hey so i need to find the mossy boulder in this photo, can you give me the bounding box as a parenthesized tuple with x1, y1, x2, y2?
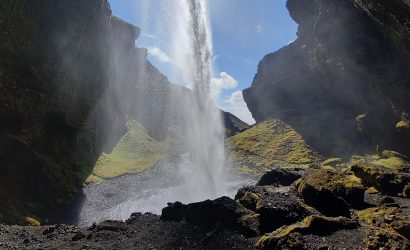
(355, 206, 410, 241)
(256, 215, 359, 249)
(227, 119, 323, 176)
(237, 190, 260, 211)
(297, 169, 366, 217)
(351, 162, 410, 196)
(365, 227, 410, 250)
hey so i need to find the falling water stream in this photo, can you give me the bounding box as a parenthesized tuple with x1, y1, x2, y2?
(74, 0, 250, 226)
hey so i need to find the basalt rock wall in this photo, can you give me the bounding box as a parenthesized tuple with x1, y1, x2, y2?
(0, 0, 172, 224)
(243, 0, 410, 156)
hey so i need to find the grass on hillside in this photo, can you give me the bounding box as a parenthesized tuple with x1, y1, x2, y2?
(86, 120, 180, 183)
(227, 119, 323, 176)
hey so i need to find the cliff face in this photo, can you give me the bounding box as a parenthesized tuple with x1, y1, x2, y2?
(0, 0, 172, 224)
(244, 0, 410, 156)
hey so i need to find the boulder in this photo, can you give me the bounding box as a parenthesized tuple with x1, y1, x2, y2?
(256, 215, 359, 249)
(256, 168, 302, 186)
(96, 220, 127, 232)
(236, 186, 309, 233)
(365, 227, 410, 250)
(161, 196, 259, 237)
(255, 191, 309, 233)
(297, 169, 366, 216)
(355, 206, 410, 241)
(404, 185, 410, 198)
(235, 188, 260, 211)
(351, 162, 410, 196)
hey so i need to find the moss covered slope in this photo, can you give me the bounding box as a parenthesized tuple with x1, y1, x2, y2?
(227, 119, 323, 175)
(86, 120, 179, 183)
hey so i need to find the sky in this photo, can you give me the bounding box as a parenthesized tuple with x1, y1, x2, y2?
(109, 0, 297, 124)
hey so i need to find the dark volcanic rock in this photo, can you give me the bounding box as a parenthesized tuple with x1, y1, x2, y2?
(256, 215, 360, 249)
(235, 185, 310, 233)
(297, 169, 366, 216)
(223, 111, 249, 137)
(96, 220, 128, 232)
(351, 162, 410, 196)
(161, 196, 259, 237)
(256, 168, 302, 186)
(255, 191, 309, 233)
(243, 0, 410, 157)
(0, 0, 175, 224)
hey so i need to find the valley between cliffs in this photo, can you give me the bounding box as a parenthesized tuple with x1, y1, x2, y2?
(1, 0, 410, 249)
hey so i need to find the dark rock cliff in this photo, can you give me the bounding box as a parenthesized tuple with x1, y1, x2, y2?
(223, 111, 249, 137)
(243, 0, 410, 157)
(0, 0, 247, 225)
(0, 0, 173, 224)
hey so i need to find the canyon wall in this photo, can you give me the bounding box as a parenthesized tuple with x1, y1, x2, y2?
(244, 0, 410, 156)
(0, 0, 173, 224)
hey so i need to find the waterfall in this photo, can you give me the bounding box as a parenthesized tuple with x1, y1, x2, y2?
(74, 0, 232, 225)
(169, 0, 227, 200)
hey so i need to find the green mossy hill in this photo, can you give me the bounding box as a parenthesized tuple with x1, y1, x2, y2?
(227, 119, 323, 176)
(86, 120, 180, 183)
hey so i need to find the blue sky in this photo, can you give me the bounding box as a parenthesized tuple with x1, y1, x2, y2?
(109, 0, 297, 124)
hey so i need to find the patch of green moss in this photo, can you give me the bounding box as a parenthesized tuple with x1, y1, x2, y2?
(355, 207, 397, 225)
(227, 119, 323, 175)
(322, 158, 343, 167)
(87, 120, 179, 182)
(256, 215, 358, 249)
(25, 216, 41, 226)
(302, 169, 363, 191)
(371, 157, 407, 171)
(396, 120, 409, 129)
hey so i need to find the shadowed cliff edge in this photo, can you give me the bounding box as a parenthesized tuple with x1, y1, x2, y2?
(243, 0, 410, 157)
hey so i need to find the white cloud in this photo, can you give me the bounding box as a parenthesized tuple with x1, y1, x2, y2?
(256, 24, 262, 33)
(142, 33, 157, 39)
(222, 91, 256, 125)
(210, 72, 238, 101)
(227, 90, 244, 104)
(210, 72, 255, 124)
(147, 46, 171, 63)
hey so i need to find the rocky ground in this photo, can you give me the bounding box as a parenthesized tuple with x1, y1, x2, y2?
(1, 151, 409, 249)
